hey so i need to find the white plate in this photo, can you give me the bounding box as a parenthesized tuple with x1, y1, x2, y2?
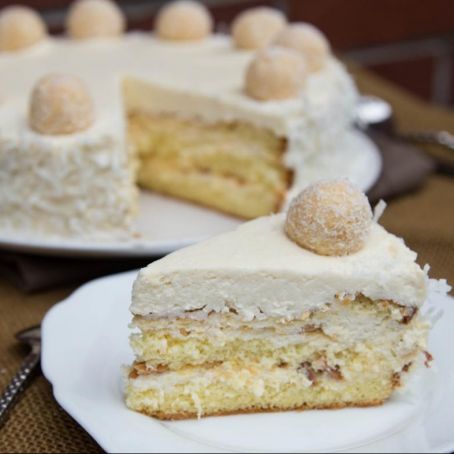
(0, 130, 381, 258)
(42, 271, 454, 453)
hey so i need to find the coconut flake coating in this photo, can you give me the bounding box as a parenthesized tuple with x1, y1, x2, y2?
(285, 179, 373, 256)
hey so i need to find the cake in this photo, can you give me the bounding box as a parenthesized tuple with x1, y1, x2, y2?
(0, 0, 358, 240)
(125, 180, 450, 420)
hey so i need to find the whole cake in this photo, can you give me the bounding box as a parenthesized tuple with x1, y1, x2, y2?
(0, 0, 357, 240)
(125, 179, 449, 420)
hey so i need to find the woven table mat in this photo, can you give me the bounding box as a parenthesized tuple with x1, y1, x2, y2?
(0, 69, 454, 453)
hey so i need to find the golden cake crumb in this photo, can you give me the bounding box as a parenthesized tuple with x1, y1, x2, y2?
(285, 179, 372, 256)
(274, 23, 330, 72)
(66, 0, 125, 40)
(0, 6, 47, 52)
(155, 1, 213, 42)
(245, 47, 307, 101)
(29, 73, 95, 135)
(232, 7, 286, 50)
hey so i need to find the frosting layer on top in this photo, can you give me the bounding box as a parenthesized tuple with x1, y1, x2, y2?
(0, 33, 355, 141)
(131, 214, 428, 320)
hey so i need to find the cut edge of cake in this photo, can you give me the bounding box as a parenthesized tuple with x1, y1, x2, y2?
(124, 181, 450, 420)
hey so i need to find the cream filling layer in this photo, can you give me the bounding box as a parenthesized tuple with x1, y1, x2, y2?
(131, 298, 423, 346)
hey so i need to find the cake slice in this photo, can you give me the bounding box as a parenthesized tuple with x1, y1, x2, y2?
(125, 180, 444, 420)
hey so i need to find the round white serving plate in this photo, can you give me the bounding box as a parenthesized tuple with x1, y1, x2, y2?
(0, 130, 382, 258)
(42, 270, 454, 453)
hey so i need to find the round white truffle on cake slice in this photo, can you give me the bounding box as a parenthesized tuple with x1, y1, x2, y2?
(285, 179, 372, 256)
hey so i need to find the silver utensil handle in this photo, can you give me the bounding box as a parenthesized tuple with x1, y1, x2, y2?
(402, 130, 454, 151)
(0, 351, 40, 427)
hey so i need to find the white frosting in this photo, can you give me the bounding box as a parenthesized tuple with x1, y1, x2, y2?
(131, 214, 428, 320)
(0, 33, 357, 239)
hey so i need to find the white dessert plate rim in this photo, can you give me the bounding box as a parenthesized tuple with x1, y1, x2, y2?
(0, 130, 382, 258)
(41, 270, 454, 453)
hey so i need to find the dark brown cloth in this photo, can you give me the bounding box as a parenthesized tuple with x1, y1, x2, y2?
(0, 253, 152, 293)
(367, 130, 436, 202)
(0, 129, 437, 292)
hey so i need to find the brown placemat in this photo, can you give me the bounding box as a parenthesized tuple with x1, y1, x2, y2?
(0, 284, 102, 453)
(0, 68, 454, 453)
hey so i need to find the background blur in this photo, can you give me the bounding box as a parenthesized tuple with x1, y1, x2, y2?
(1, 0, 454, 107)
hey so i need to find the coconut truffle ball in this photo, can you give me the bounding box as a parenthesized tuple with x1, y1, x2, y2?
(274, 23, 330, 72)
(29, 74, 95, 135)
(245, 47, 307, 101)
(0, 6, 47, 52)
(155, 1, 213, 41)
(232, 7, 286, 50)
(66, 0, 125, 40)
(285, 179, 373, 256)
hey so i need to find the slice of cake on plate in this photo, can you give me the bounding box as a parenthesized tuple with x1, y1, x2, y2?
(0, 0, 358, 240)
(125, 179, 450, 419)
